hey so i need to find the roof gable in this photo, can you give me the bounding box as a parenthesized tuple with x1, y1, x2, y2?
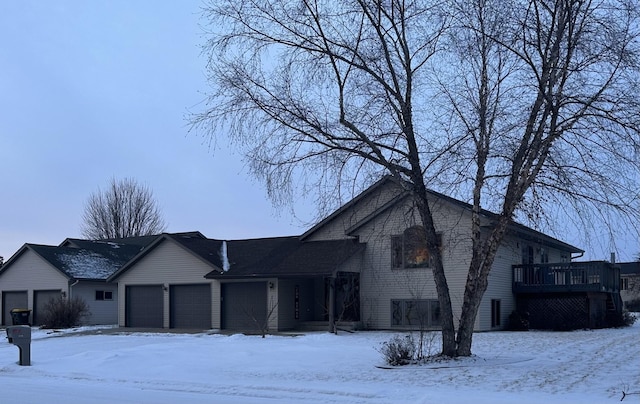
(0, 243, 133, 281)
(301, 175, 582, 253)
(0, 244, 68, 279)
(301, 176, 405, 240)
(2, 234, 160, 281)
(107, 232, 223, 281)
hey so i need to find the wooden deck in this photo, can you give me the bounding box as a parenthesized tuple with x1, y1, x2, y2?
(513, 261, 620, 294)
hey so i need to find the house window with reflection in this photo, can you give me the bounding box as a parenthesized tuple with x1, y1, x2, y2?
(540, 247, 549, 264)
(391, 226, 441, 269)
(522, 245, 534, 264)
(391, 299, 441, 327)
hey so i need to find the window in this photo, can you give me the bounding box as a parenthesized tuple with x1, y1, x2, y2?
(621, 277, 629, 291)
(392, 226, 440, 269)
(391, 299, 441, 328)
(522, 245, 534, 264)
(95, 290, 113, 301)
(491, 299, 501, 328)
(540, 248, 549, 264)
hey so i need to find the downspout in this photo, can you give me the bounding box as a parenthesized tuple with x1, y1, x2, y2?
(68, 279, 80, 299)
(571, 251, 584, 261)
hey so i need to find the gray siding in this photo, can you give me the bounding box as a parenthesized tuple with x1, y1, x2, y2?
(72, 282, 118, 325)
(482, 239, 520, 330)
(0, 249, 69, 325)
(115, 239, 219, 328)
(305, 181, 404, 241)
(621, 274, 640, 308)
(354, 197, 475, 329)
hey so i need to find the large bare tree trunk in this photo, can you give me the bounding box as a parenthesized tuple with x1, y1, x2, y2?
(413, 184, 457, 357)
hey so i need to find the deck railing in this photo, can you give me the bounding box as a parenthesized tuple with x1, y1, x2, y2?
(513, 261, 620, 294)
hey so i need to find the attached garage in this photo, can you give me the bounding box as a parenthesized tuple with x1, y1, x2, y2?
(2, 291, 28, 326)
(33, 289, 62, 326)
(125, 285, 163, 328)
(110, 235, 222, 329)
(221, 282, 267, 330)
(170, 284, 212, 329)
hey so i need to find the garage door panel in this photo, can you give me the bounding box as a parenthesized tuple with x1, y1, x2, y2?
(2, 291, 28, 326)
(222, 282, 267, 330)
(126, 285, 163, 328)
(170, 284, 211, 329)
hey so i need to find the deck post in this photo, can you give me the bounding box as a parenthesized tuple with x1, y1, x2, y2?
(328, 276, 335, 333)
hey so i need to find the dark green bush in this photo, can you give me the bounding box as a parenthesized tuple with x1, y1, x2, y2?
(40, 297, 90, 329)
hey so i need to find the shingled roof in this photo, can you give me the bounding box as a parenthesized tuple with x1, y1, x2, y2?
(0, 233, 159, 281)
(107, 233, 364, 281)
(205, 237, 365, 279)
(620, 261, 640, 275)
(11, 241, 145, 281)
(63, 235, 159, 250)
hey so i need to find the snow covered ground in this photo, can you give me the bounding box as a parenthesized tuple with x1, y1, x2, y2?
(1, 321, 638, 404)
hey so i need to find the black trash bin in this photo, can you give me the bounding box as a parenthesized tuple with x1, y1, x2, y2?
(10, 309, 31, 325)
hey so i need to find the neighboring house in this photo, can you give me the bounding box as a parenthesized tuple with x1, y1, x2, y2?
(620, 261, 640, 311)
(0, 177, 622, 332)
(0, 239, 149, 326)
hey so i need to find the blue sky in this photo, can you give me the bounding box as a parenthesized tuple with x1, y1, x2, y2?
(0, 1, 312, 260)
(0, 2, 637, 262)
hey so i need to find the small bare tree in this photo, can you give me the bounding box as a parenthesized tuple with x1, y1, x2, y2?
(241, 296, 278, 337)
(81, 178, 166, 239)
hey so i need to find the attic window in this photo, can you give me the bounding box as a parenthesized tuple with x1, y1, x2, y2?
(95, 290, 113, 301)
(391, 226, 440, 269)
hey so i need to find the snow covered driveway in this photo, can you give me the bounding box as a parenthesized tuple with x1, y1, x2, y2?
(0, 322, 638, 404)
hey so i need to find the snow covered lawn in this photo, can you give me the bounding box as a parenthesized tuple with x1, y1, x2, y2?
(1, 322, 638, 404)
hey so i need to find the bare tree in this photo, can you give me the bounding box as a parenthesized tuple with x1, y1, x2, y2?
(443, 0, 640, 355)
(81, 178, 166, 239)
(193, 0, 640, 356)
